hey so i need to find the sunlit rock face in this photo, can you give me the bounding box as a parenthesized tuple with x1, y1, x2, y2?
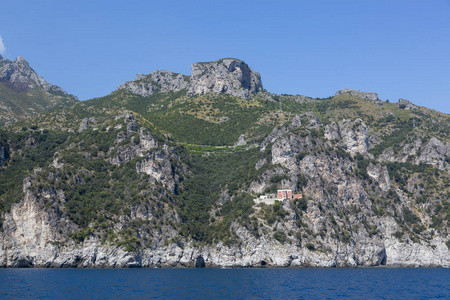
(187, 58, 263, 99)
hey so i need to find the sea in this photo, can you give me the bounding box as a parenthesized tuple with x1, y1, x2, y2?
(0, 268, 448, 299)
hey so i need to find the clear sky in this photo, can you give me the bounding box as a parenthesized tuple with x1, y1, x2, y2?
(1, 0, 449, 113)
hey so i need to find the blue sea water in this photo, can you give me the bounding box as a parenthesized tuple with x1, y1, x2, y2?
(0, 268, 448, 299)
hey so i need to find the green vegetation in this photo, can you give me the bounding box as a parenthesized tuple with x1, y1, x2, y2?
(178, 147, 264, 243)
(0, 130, 69, 215)
(274, 231, 287, 244)
(403, 207, 420, 224)
(0, 82, 77, 126)
(305, 243, 316, 251)
(263, 201, 288, 225)
(1, 74, 449, 252)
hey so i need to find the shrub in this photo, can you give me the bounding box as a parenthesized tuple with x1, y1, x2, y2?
(295, 198, 308, 211)
(393, 231, 404, 239)
(296, 151, 309, 161)
(273, 231, 287, 244)
(305, 243, 316, 251)
(403, 207, 420, 224)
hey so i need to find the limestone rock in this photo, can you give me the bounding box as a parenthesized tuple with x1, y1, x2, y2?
(235, 134, 247, 146)
(110, 127, 159, 165)
(0, 177, 449, 268)
(0, 56, 72, 96)
(415, 137, 450, 171)
(260, 114, 303, 151)
(78, 117, 96, 132)
(116, 58, 263, 99)
(115, 113, 135, 122)
(136, 149, 177, 192)
(117, 70, 189, 97)
(398, 98, 417, 110)
(339, 119, 370, 157)
(187, 58, 263, 99)
(326, 118, 371, 157)
(377, 136, 450, 173)
(324, 122, 340, 141)
(367, 163, 391, 191)
(335, 89, 379, 101)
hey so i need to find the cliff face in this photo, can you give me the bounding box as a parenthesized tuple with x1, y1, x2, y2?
(1, 188, 448, 268)
(0, 110, 448, 268)
(116, 58, 263, 99)
(187, 58, 263, 99)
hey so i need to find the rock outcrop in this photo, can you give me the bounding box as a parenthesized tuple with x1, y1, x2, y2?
(0, 55, 78, 126)
(117, 70, 189, 97)
(335, 89, 380, 101)
(187, 58, 263, 99)
(0, 56, 72, 96)
(78, 117, 96, 132)
(377, 136, 450, 173)
(325, 118, 371, 157)
(117, 58, 263, 99)
(398, 98, 418, 110)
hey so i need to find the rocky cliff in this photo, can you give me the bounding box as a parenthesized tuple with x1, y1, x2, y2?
(116, 58, 263, 99)
(1, 109, 449, 268)
(187, 58, 263, 99)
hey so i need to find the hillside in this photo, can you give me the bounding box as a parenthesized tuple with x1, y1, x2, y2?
(0, 55, 78, 126)
(0, 58, 449, 267)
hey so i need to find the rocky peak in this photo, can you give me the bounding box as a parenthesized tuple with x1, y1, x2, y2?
(187, 58, 263, 99)
(117, 70, 189, 97)
(117, 58, 263, 99)
(0, 56, 72, 96)
(335, 89, 380, 102)
(14, 56, 28, 64)
(398, 98, 417, 110)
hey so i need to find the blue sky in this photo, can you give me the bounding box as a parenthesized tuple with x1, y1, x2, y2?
(0, 0, 449, 113)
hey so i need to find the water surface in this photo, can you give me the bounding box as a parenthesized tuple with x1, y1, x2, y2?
(0, 268, 448, 299)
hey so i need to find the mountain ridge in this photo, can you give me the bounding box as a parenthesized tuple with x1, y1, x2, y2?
(0, 55, 78, 126)
(117, 58, 263, 99)
(0, 57, 449, 268)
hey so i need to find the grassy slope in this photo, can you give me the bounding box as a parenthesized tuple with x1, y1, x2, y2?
(0, 82, 78, 126)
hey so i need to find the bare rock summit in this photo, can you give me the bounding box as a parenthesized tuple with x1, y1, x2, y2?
(117, 70, 189, 97)
(335, 89, 380, 101)
(187, 58, 263, 99)
(0, 55, 73, 96)
(117, 58, 263, 99)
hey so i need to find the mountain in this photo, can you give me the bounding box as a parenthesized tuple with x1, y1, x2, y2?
(117, 58, 263, 99)
(0, 58, 449, 268)
(0, 55, 78, 126)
